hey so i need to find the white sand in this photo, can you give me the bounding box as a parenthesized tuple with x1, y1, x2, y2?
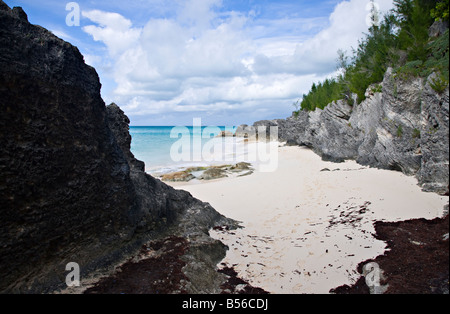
(171, 145, 448, 294)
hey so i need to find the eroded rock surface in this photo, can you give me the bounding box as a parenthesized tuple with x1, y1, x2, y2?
(255, 68, 449, 195)
(0, 1, 235, 293)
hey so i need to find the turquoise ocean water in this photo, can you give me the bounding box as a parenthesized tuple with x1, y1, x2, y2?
(130, 126, 236, 175)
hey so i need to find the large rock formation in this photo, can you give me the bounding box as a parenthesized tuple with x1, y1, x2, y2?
(0, 1, 233, 293)
(252, 68, 449, 195)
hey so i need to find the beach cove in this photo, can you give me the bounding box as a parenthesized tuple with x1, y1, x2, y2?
(169, 144, 448, 294)
(1, 0, 448, 296)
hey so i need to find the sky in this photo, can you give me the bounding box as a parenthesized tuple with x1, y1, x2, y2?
(5, 0, 395, 126)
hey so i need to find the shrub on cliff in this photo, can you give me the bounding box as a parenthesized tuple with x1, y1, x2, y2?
(300, 0, 449, 112)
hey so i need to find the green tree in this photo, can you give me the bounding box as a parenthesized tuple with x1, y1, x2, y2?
(395, 0, 438, 61)
(431, 0, 449, 21)
(299, 0, 447, 112)
(345, 12, 397, 102)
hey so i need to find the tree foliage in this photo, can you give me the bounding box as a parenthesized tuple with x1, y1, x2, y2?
(298, 0, 449, 112)
(300, 79, 343, 111)
(431, 0, 449, 21)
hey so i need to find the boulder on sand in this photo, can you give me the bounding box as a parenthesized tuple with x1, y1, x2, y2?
(230, 162, 252, 172)
(198, 168, 228, 180)
(216, 131, 235, 138)
(161, 171, 195, 182)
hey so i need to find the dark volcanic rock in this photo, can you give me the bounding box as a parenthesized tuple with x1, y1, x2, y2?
(0, 1, 234, 293)
(106, 103, 145, 173)
(1, 2, 134, 293)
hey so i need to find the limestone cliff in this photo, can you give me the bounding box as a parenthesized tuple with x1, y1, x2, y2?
(0, 1, 232, 293)
(254, 68, 449, 195)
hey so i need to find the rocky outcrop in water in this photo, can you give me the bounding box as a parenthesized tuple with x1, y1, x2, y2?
(251, 68, 449, 195)
(0, 1, 234, 293)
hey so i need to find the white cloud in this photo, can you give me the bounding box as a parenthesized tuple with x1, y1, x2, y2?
(252, 0, 395, 76)
(82, 10, 141, 57)
(177, 0, 223, 30)
(82, 0, 395, 125)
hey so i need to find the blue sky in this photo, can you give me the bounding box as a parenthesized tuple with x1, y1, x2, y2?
(5, 0, 394, 126)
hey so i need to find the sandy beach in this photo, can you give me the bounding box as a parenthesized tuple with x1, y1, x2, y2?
(170, 145, 449, 294)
